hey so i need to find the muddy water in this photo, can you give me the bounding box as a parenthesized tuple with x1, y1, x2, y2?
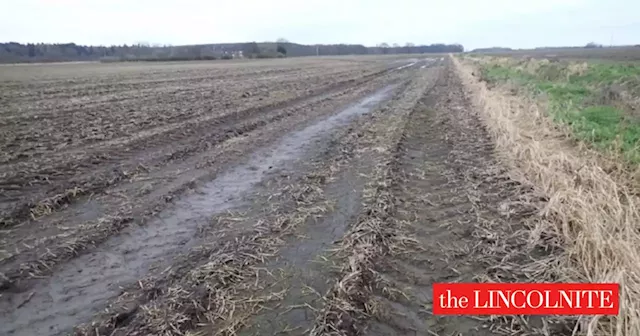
(0, 84, 399, 336)
(396, 62, 418, 70)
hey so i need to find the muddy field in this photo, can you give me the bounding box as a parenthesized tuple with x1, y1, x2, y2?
(0, 56, 549, 336)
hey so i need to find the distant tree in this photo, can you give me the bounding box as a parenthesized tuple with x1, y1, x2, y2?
(378, 42, 390, 54)
(403, 42, 415, 54)
(585, 42, 603, 48)
(276, 44, 287, 56)
(189, 45, 202, 58)
(243, 42, 261, 57)
(27, 43, 36, 57)
(276, 38, 289, 43)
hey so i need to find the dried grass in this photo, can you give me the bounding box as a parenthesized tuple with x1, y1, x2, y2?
(454, 56, 640, 336)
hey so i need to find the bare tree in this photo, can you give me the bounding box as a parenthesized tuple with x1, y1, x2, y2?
(404, 42, 415, 54)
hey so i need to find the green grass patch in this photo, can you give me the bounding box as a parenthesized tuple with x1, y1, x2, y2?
(478, 59, 640, 164)
(571, 62, 640, 86)
(481, 64, 534, 84)
(537, 82, 591, 102)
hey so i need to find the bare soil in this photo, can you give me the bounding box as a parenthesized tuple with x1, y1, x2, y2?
(0, 56, 551, 336)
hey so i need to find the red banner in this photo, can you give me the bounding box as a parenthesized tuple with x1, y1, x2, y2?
(433, 283, 619, 315)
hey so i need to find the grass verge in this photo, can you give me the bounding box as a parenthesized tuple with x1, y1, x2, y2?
(467, 56, 640, 166)
(454, 56, 640, 336)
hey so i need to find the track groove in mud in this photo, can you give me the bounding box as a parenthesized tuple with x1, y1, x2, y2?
(309, 61, 443, 336)
(308, 59, 545, 336)
(365, 66, 493, 336)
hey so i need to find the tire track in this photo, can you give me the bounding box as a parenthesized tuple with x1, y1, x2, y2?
(311, 58, 541, 336)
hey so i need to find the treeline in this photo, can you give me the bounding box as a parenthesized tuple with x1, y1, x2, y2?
(0, 41, 464, 63)
(370, 43, 464, 55)
(0, 42, 257, 63)
(284, 42, 464, 56)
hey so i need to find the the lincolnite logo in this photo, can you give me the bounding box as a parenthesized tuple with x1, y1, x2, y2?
(433, 283, 619, 315)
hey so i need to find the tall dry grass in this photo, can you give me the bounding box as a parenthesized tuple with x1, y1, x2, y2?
(453, 56, 640, 336)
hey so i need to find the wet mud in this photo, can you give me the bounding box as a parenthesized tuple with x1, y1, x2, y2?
(0, 56, 541, 336)
(0, 82, 400, 336)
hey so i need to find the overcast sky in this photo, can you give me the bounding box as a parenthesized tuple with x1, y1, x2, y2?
(1, 0, 638, 50)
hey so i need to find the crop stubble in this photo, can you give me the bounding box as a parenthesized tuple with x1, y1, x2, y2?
(0, 56, 415, 335)
(0, 58, 401, 282)
(0, 56, 552, 336)
(0, 60, 387, 225)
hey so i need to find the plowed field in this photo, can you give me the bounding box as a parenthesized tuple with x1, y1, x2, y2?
(0, 56, 546, 336)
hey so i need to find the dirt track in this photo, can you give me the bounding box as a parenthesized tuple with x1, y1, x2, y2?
(0, 56, 544, 336)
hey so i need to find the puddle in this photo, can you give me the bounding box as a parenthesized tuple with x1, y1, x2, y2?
(0, 84, 398, 336)
(396, 62, 417, 70)
(388, 59, 419, 71)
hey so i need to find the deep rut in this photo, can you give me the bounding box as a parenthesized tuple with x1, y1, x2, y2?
(367, 61, 539, 336)
(303, 59, 542, 336)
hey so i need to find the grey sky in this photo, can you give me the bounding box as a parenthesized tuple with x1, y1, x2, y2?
(1, 0, 638, 50)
